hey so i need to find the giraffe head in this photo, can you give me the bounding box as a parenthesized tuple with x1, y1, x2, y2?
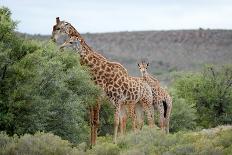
(51, 17, 82, 43)
(60, 36, 87, 56)
(138, 60, 149, 77)
(51, 17, 67, 41)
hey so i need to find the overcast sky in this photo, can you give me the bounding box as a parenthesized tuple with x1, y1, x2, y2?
(1, 0, 232, 34)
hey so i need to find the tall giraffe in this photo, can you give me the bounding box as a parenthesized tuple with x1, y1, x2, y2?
(138, 61, 172, 133)
(52, 17, 140, 136)
(51, 18, 154, 143)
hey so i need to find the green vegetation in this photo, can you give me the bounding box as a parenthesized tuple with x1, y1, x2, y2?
(173, 65, 232, 128)
(0, 7, 101, 144)
(1, 126, 232, 155)
(116, 126, 232, 155)
(169, 88, 197, 132)
(0, 6, 232, 155)
(0, 132, 82, 155)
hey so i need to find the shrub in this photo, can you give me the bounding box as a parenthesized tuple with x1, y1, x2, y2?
(99, 100, 115, 136)
(117, 125, 232, 155)
(1, 126, 231, 155)
(0, 132, 82, 155)
(0, 6, 101, 144)
(169, 88, 197, 132)
(173, 65, 232, 128)
(88, 142, 120, 155)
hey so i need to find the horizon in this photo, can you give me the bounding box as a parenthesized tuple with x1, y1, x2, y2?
(19, 28, 232, 36)
(2, 0, 232, 35)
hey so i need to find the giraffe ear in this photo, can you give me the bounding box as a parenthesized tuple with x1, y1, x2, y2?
(56, 17, 60, 24)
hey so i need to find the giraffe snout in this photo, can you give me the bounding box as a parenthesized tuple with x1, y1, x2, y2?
(142, 70, 146, 75)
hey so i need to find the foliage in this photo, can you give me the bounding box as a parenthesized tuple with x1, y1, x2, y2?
(99, 99, 114, 136)
(0, 6, 101, 144)
(0, 132, 83, 155)
(173, 65, 232, 128)
(169, 88, 197, 132)
(1, 6, 232, 155)
(117, 125, 232, 155)
(1, 126, 232, 155)
(88, 142, 120, 155)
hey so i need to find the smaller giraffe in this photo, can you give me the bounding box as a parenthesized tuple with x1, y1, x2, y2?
(138, 61, 172, 133)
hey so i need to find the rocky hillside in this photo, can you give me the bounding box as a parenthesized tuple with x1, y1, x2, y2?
(19, 29, 232, 78)
(84, 29, 232, 76)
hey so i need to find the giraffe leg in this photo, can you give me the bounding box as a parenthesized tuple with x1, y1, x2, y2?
(165, 119, 170, 134)
(128, 102, 136, 131)
(123, 114, 127, 133)
(121, 113, 127, 135)
(119, 116, 123, 136)
(89, 106, 94, 147)
(122, 104, 128, 134)
(165, 99, 172, 134)
(158, 101, 165, 132)
(135, 103, 144, 130)
(142, 99, 154, 127)
(119, 104, 127, 136)
(114, 104, 121, 143)
(92, 102, 100, 145)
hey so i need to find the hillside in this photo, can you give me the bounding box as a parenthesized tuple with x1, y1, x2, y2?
(19, 29, 232, 80)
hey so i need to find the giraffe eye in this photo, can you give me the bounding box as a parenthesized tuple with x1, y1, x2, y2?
(56, 28, 60, 30)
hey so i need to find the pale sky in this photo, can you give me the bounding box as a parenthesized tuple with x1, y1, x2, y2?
(1, 0, 232, 34)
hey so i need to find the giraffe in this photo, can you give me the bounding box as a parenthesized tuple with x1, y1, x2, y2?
(52, 17, 139, 136)
(62, 36, 148, 134)
(138, 61, 172, 133)
(51, 17, 155, 143)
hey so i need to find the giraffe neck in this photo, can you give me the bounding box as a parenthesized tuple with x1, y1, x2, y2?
(81, 50, 101, 69)
(66, 25, 108, 61)
(143, 72, 159, 85)
(68, 29, 128, 75)
(63, 23, 129, 79)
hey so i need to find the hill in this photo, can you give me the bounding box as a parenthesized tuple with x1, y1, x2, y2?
(19, 29, 232, 82)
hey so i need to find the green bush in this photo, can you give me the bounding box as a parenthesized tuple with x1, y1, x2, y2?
(173, 65, 232, 128)
(0, 6, 101, 144)
(0, 132, 14, 149)
(88, 142, 120, 155)
(118, 126, 173, 154)
(0, 132, 83, 155)
(116, 125, 232, 155)
(169, 88, 197, 132)
(1, 126, 232, 155)
(99, 100, 115, 136)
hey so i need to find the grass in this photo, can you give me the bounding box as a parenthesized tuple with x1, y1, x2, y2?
(0, 125, 232, 155)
